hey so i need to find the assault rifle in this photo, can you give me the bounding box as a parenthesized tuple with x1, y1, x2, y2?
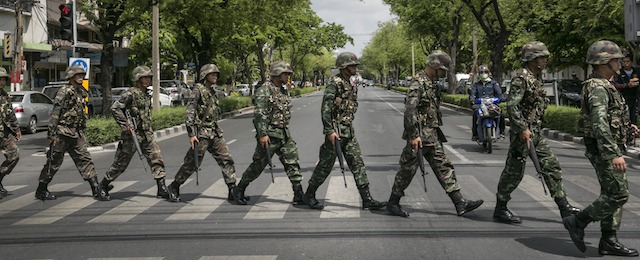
(125, 111, 147, 173)
(334, 123, 347, 188)
(265, 142, 274, 183)
(528, 138, 549, 195)
(193, 136, 200, 186)
(417, 122, 427, 192)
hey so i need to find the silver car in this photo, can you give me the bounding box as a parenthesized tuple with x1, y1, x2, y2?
(9, 91, 53, 134)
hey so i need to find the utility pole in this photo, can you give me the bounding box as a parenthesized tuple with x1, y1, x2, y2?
(12, 0, 24, 91)
(411, 41, 415, 77)
(472, 28, 478, 83)
(152, 1, 160, 111)
(72, 0, 77, 57)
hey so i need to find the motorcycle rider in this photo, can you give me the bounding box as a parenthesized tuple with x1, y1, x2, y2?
(469, 65, 505, 141)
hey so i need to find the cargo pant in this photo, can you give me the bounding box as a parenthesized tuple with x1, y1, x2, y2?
(0, 135, 19, 177)
(39, 133, 97, 183)
(496, 130, 567, 202)
(582, 138, 629, 232)
(308, 135, 370, 189)
(105, 131, 166, 181)
(173, 136, 236, 185)
(238, 136, 302, 187)
(391, 139, 461, 197)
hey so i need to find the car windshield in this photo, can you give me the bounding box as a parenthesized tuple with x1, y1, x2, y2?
(9, 95, 24, 102)
(43, 86, 62, 99)
(160, 82, 175, 88)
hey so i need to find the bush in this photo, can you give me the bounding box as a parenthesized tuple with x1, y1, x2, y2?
(219, 96, 252, 113)
(543, 105, 581, 135)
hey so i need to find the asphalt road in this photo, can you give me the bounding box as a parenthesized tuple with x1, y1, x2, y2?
(1, 86, 640, 259)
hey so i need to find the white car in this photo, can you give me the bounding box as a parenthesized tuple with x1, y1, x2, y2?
(111, 87, 172, 107)
(236, 84, 251, 96)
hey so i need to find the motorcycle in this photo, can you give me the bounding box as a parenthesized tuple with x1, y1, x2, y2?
(475, 97, 502, 154)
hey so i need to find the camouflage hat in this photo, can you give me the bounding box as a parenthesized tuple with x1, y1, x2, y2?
(64, 65, 87, 80)
(335, 52, 360, 69)
(270, 61, 293, 76)
(0, 67, 9, 78)
(199, 64, 220, 81)
(586, 40, 625, 65)
(131, 65, 153, 82)
(521, 41, 550, 62)
(427, 50, 451, 70)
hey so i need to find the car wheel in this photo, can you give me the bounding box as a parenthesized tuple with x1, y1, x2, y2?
(27, 116, 37, 134)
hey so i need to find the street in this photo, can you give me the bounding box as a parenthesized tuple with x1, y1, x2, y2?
(1, 86, 639, 259)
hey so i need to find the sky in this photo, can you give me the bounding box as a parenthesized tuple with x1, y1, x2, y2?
(310, 0, 395, 57)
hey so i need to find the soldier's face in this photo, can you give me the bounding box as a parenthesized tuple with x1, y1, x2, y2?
(278, 72, 292, 83)
(206, 73, 218, 84)
(436, 68, 447, 79)
(346, 65, 358, 76)
(73, 74, 85, 85)
(139, 76, 152, 87)
(0, 77, 6, 86)
(534, 56, 548, 70)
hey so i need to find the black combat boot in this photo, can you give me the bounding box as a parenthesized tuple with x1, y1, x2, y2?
(562, 211, 591, 252)
(88, 176, 110, 201)
(227, 183, 250, 202)
(555, 196, 581, 218)
(100, 177, 114, 192)
(35, 182, 57, 201)
(232, 182, 248, 205)
(358, 185, 387, 210)
(448, 190, 484, 216)
(168, 181, 181, 202)
(387, 194, 409, 217)
(0, 173, 7, 196)
(304, 184, 324, 210)
(292, 183, 305, 205)
(155, 178, 172, 200)
(493, 198, 522, 224)
(598, 231, 639, 256)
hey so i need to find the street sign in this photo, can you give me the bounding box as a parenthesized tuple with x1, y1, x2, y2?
(625, 0, 640, 42)
(69, 58, 90, 79)
(4, 33, 12, 58)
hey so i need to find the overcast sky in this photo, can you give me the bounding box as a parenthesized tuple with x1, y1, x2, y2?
(310, 0, 395, 57)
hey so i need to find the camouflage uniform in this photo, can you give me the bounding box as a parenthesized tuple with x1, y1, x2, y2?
(493, 41, 579, 224)
(169, 64, 238, 202)
(387, 51, 483, 217)
(0, 70, 20, 197)
(103, 66, 171, 199)
(563, 40, 638, 256)
(232, 61, 304, 205)
(304, 52, 386, 211)
(36, 66, 108, 201)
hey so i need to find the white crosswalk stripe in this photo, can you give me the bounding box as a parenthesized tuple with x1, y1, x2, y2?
(517, 174, 584, 218)
(320, 176, 360, 218)
(88, 184, 162, 223)
(0, 183, 81, 218)
(244, 177, 293, 219)
(566, 175, 640, 216)
(166, 179, 226, 221)
(14, 181, 136, 225)
(199, 256, 278, 260)
(386, 174, 435, 218)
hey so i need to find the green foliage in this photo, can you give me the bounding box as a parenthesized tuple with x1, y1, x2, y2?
(219, 97, 253, 113)
(542, 105, 581, 135)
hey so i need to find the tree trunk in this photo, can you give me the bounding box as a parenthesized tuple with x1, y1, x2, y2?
(257, 40, 267, 82)
(99, 29, 115, 117)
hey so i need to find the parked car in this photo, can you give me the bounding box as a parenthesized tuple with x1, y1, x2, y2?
(42, 83, 105, 117)
(9, 91, 53, 134)
(455, 78, 472, 94)
(111, 87, 172, 107)
(160, 80, 192, 106)
(212, 85, 228, 100)
(558, 79, 582, 108)
(236, 84, 251, 96)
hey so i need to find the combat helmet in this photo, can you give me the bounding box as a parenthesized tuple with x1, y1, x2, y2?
(131, 66, 153, 81)
(427, 50, 451, 71)
(270, 61, 293, 76)
(586, 40, 625, 65)
(335, 52, 360, 69)
(521, 41, 550, 62)
(199, 64, 220, 81)
(0, 67, 9, 79)
(64, 65, 87, 80)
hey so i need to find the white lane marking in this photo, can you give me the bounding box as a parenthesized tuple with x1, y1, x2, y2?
(226, 139, 237, 145)
(320, 176, 360, 219)
(88, 185, 162, 223)
(457, 125, 471, 130)
(0, 183, 81, 218)
(443, 144, 470, 162)
(14, 181, 136, 225)
(244, 177, 292, 220)
(166, 179, 227, 221)
(375, 94, 403, 115)
(199, 256, 278, 260)
(518, 175, 583, 218)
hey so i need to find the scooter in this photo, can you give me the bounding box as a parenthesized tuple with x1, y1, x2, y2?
(475, 97, 502, 154)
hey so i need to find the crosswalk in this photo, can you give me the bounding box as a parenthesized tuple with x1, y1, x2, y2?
(1, 173, 640, 226)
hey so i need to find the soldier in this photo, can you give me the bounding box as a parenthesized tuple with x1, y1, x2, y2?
(167, 64, 245, 202)
(100, 66, 172, 200)
(304, 52, 386, 211)
(563, 40, 639, 256)
(35, 66, 109, 201)
(493, 41, 580, 224)
(0, 67, 20, 198)
(386, 51, 484, 217)
(231, 61, 305, 205)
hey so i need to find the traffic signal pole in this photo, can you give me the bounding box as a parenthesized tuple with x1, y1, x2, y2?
(72, 0, 77, 57)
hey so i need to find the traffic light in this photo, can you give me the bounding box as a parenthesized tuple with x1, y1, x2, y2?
(58, 4, 74, 41)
